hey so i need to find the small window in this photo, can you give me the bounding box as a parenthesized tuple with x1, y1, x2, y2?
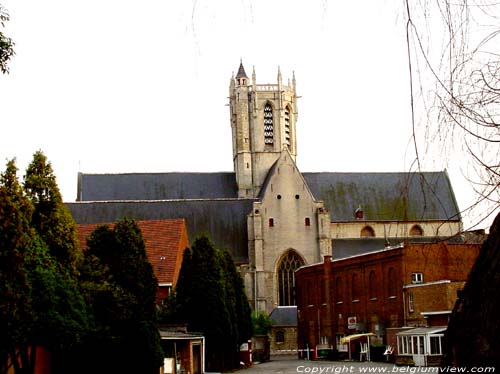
(429, 335, 443, 355)
(269, 218, 274, 227)
(295, 194, 300, 199)
(361, 225, 375, 237)
(411, 273, 423, 284)
(409, 225, 424, 236)
(277, 194, 282, 200)
(305, 217, 311, 226)
(408, 291, 414, 312)
(275, 330, 285, 344)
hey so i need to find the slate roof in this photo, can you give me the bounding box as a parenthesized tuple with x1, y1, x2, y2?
(269, 306, 298, 327)
(75, 219, 188, 285)
(77, 172, 238, 201)
(67, 199, 255, 264)
(77, 170, 461, 223)
(235, 61, 248, 79)
(302, 171, 461, 222)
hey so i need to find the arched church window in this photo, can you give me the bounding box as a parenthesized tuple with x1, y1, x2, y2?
(264, 103, 274, 145)
(361, 225, 375, 237)
(277, 250, 304, 306)
(409, 224, 424, 236)
(284, 105, 292, 149)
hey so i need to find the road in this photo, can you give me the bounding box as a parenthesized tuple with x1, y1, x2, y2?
(234, 355, 397, 374)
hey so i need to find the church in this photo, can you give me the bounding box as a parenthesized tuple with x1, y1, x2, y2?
(67, 62, 462, 315)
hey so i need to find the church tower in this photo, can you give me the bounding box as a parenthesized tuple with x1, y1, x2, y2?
(229, 62, 298, 198)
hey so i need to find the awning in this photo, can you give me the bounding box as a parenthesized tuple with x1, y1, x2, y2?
(340, 333, 376, 344)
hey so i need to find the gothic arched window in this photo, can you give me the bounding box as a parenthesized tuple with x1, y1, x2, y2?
(277, 250, 304, 306)
(264, 103, 274, 145)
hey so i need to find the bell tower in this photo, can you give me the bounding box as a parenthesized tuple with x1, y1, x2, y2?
(229, 62, 298, 197)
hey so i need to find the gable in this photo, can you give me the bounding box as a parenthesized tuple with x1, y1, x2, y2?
(303, 171, 461, 222)
(259, 149, 316, 202)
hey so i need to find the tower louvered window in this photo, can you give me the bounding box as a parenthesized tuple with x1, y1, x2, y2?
(284, 106, 291, 147)
(277, 250, 304, 306)
(264, 104, 274, 145)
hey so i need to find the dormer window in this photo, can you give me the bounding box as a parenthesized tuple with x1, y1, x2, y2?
(264, 103, 274, 145)
(355, 206, 363, 219)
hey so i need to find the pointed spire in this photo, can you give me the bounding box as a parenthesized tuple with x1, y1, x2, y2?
(236, 59, 248, 79)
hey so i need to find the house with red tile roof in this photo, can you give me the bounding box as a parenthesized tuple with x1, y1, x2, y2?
(76, 218, 189, 304)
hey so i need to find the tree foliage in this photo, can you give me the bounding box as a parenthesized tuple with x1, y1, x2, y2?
(0, 4, 14, 74)
(161, 235, 252, 372)
(0, 159, 35, 373)
(0, 156, 89, 374)
(76, 218, 163, 374)
(23, 150, 81, 269)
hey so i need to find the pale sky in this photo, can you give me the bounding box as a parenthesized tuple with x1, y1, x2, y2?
(0, 0, 491, 230)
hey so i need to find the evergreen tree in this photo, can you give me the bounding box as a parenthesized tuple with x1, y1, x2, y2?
(80, 218, 163, 374)
(0, 159, 36, 373)
(23, 150, 81, 269)
(165, 235, 252, 372)
(219, 250, 253, 367)
(0, 158, 89, 374)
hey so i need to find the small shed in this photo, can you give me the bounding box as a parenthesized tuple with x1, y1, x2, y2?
(159, 325, 205, 374)
(269, 306, 298, 355)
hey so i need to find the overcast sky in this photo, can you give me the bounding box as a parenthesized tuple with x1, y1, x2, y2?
(0, 0, 490, 230)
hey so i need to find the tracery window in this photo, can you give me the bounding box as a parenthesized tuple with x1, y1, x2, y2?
(277, 250, 304, 306)
(264, 103, 274, 145)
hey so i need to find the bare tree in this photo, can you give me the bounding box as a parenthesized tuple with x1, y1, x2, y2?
(404, 0, 500, 230)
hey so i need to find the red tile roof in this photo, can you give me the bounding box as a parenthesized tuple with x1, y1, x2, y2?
(76, 219, 189, 286)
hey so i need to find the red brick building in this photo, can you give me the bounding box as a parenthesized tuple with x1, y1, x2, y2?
(76, 218, 189, 304)
(295, 241, 480, 362)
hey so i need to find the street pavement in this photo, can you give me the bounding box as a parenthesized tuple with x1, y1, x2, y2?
(235, 355, 397, 374)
